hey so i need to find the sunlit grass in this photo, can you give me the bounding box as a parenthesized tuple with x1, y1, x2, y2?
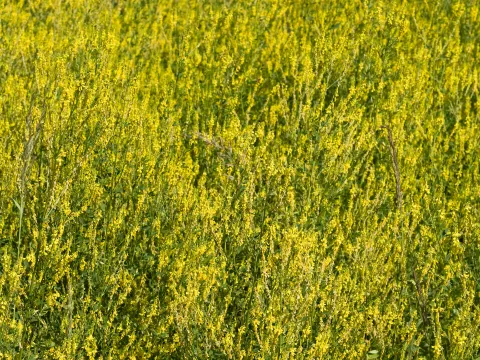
(0, 0, 479, 358)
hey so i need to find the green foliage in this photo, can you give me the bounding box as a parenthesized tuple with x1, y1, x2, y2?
(0, 0, 479, 358)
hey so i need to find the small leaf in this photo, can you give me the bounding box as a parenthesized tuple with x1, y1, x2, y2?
(11, 198, 22, 212)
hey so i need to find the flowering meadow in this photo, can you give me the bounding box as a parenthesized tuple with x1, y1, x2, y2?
(1, 0, 480, 358)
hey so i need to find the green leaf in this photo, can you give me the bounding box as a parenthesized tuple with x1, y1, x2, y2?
(11, 197, 22, 212)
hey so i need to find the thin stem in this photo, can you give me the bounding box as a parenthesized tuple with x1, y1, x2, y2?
(381, 125, 402, 210)
(380, 125, 431, 346)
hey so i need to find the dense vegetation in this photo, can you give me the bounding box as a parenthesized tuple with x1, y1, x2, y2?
(1, 0, 479, 358)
